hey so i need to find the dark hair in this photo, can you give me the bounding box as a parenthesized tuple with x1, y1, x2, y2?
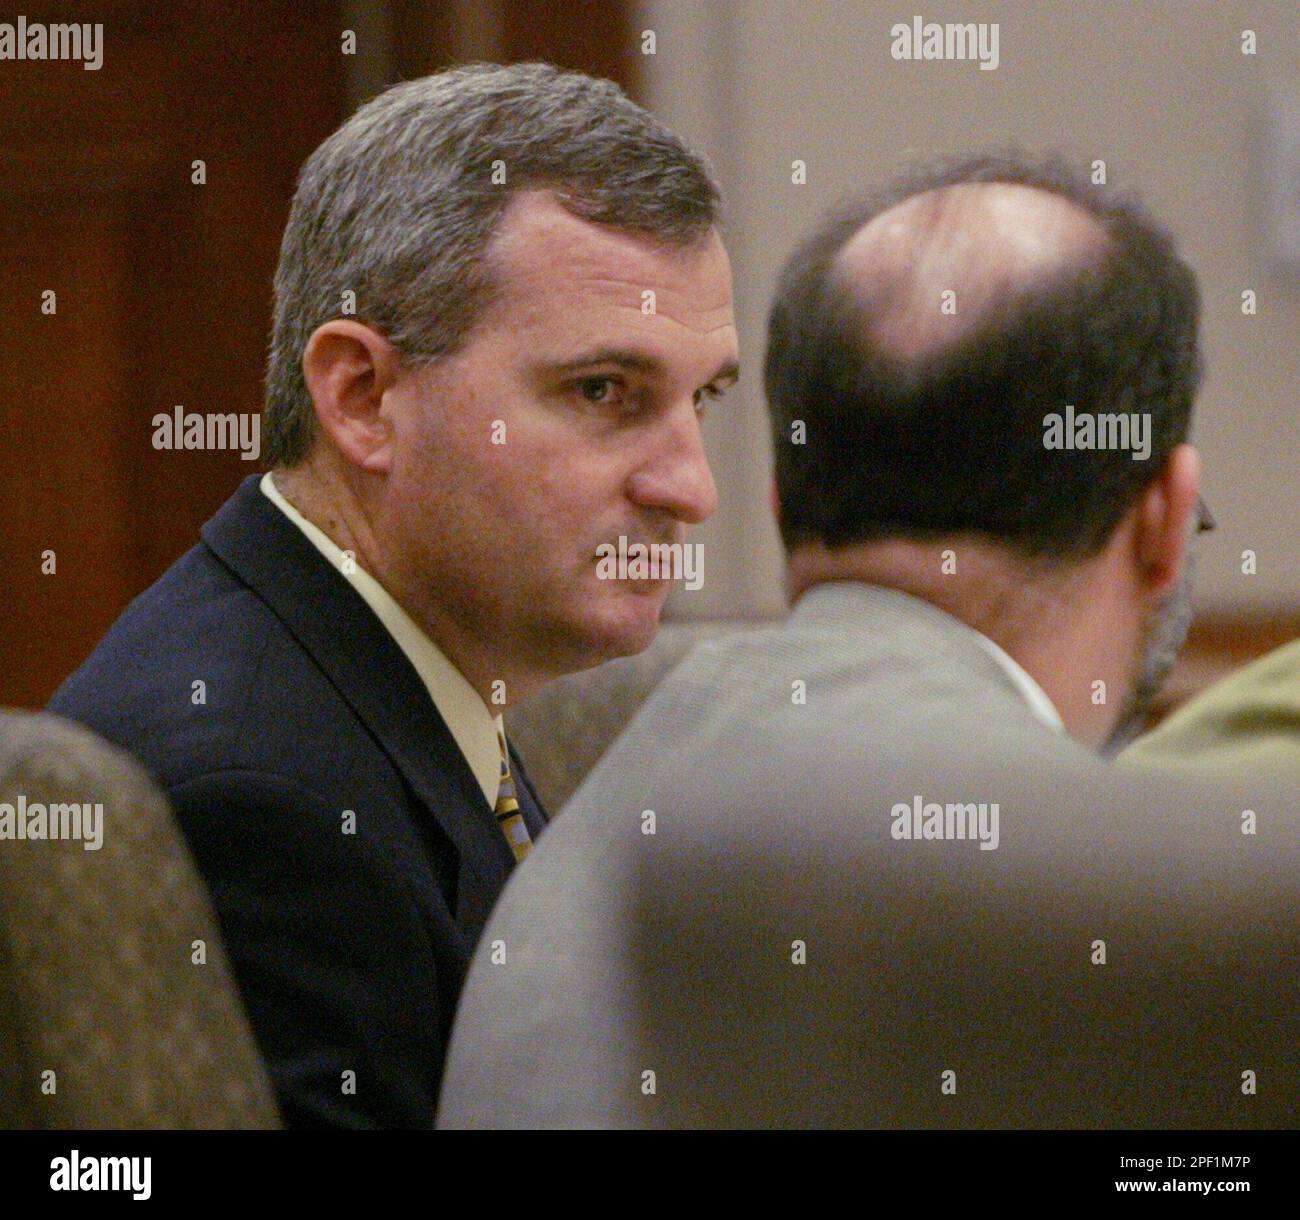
(264, 62, 722, 468)
(764, 151, 1202, 559)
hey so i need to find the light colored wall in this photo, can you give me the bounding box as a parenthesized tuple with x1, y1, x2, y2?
(644, 0, 1299, 619)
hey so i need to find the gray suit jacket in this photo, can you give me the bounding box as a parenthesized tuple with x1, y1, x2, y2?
(438, 583, 1297, 1128)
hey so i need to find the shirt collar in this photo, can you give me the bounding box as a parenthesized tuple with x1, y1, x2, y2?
(260, 472, 505, 806)
(968, 630, 1066, 733)
(792, 581, 1066, 734)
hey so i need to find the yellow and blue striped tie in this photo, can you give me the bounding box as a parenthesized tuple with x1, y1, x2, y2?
(495, 730, 533, 863)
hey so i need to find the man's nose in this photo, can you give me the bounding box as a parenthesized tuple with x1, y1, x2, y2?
(625, 406, 718, 525)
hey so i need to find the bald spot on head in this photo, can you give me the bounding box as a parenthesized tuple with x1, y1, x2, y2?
(831, 182, 1113, 362)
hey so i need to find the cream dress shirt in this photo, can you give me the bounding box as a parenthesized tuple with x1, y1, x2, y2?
(260, 472, 505, 807)
(970, 630, 1066, 733)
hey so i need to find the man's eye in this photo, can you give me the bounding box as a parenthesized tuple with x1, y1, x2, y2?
(577, 376, 620, 404)
(693, 385, 725, 414)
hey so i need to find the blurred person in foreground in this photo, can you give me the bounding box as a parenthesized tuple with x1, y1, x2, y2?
(1123, 637, 1300, 777)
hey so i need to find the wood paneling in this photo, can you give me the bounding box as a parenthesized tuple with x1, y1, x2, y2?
(0, 1, 642, 709)
(392, 0, 641, 94)
(0, 2, 346, 708)
(1147, 613, 1300, 727)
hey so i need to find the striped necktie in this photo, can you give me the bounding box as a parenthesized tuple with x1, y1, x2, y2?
(494, 729, 533, 863)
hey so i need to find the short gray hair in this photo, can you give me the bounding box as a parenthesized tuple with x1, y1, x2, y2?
(263, 62, 723, 468)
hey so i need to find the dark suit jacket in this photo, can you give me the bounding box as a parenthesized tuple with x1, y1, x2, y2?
(49, 474, 549, 1128)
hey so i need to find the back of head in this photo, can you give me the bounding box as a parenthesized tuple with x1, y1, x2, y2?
(264, 61, 722, 468)
(765, 152, 1202, 561)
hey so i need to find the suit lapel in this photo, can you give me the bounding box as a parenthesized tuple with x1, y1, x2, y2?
(200, 476, 517, 932)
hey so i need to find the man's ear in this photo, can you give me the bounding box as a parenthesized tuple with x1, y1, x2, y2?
(1133, 443, 1201, 597)
(301, 320, 402, 472)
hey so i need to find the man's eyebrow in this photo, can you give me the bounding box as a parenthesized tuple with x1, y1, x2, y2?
(709, 359, 741, 388)
(539, 348, 741, 388)
(539, 347, 664, 376)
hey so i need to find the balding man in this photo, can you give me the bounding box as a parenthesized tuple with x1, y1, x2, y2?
(434, 155, 1296, 1128)
(761, 159, 1206, 753)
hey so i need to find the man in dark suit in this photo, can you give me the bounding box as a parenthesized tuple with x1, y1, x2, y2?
(50, 63, 738, 1127)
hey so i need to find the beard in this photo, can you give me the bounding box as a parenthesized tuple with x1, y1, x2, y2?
(1101, 555, 1197, 757)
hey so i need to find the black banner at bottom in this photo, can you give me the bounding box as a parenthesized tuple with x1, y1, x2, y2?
(3, 1129, 1291, 1206)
